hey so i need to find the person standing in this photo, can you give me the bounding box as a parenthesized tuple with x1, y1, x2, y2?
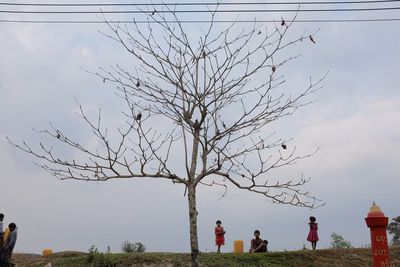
(307, 216, 319, 250)
(214, 220, 225, 253)
(0, 214, 4, 249)
(1, 223, 17, 267)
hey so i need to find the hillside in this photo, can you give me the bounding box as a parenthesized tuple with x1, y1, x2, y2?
(13, 247, 400, 267)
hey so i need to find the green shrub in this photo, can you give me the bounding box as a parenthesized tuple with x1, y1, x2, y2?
(121, 241, 146, 253)
(330, 233, 353, 249)
(87, 245, 116, 267)
(388, 216, 400, 245)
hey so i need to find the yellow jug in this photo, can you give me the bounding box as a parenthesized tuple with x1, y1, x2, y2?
(233, 240, 244, 253)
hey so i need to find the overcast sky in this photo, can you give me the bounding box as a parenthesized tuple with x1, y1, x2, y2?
(1, 0, 399, 254)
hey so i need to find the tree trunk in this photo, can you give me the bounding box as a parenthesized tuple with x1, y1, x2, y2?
(187, 184, 200, 267)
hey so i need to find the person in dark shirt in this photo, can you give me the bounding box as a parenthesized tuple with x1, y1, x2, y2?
(250, 230, 268, 253)
(0, 214, 4, 249)
(0, 223, 17, 267)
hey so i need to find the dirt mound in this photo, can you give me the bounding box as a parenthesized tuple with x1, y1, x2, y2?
(12, 247, 400, 267)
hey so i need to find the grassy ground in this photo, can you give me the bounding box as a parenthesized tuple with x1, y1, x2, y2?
(12, 247, 400, 267)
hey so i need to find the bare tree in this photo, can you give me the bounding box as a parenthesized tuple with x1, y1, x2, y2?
(8, 6, 325, 267)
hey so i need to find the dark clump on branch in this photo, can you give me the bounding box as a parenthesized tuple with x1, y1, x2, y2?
(309, 35, 316, 44)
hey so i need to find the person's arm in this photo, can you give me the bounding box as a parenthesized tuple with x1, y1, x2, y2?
(4, 232, 16, 250)
(249, 239, 255, 252)
(253, 241, 264, 252)
(3, 235, 10, 249)
(215, 227, 222, 236)
(221, 227, 225, 236)
(215, 227, 221, 236)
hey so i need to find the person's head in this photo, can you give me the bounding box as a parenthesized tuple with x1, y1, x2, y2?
(8, 223, 16, 232)
(0, 213, 4, 221)
(262, 240, 268, 245)
(216, 220, 222, 226)
(309, 216, 316, 222)
(254, 230, 260, 238)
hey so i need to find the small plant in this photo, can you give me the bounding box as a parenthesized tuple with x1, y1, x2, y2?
(87, 245, 116, 267)
(87, 245, 99, 263)
(330, 232, 353, 249)
(121, 241, 146, 253)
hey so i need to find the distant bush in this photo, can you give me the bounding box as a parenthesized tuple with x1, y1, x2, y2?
(330, 232, 353, 249)
(361, 243, 371, 248)
(121, 241, 146, 253)
(388, 216, 400, 246)
(87, 245, 116, 267)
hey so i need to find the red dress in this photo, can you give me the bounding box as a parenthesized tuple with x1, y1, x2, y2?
(215, 226, 225, 246)
(307, 222, 319, 242)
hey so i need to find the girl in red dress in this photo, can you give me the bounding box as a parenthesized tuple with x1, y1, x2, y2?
(215, 220, 225, 253)
(307, 216, 319, 250)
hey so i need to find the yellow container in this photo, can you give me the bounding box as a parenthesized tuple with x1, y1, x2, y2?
(42, 249, 53, 257)
(233, 240, 244, 253)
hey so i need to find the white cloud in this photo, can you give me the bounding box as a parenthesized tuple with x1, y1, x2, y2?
(297, 98, 400, 175)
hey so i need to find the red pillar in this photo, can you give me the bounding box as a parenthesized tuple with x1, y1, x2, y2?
(365, 202, 391, 267)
